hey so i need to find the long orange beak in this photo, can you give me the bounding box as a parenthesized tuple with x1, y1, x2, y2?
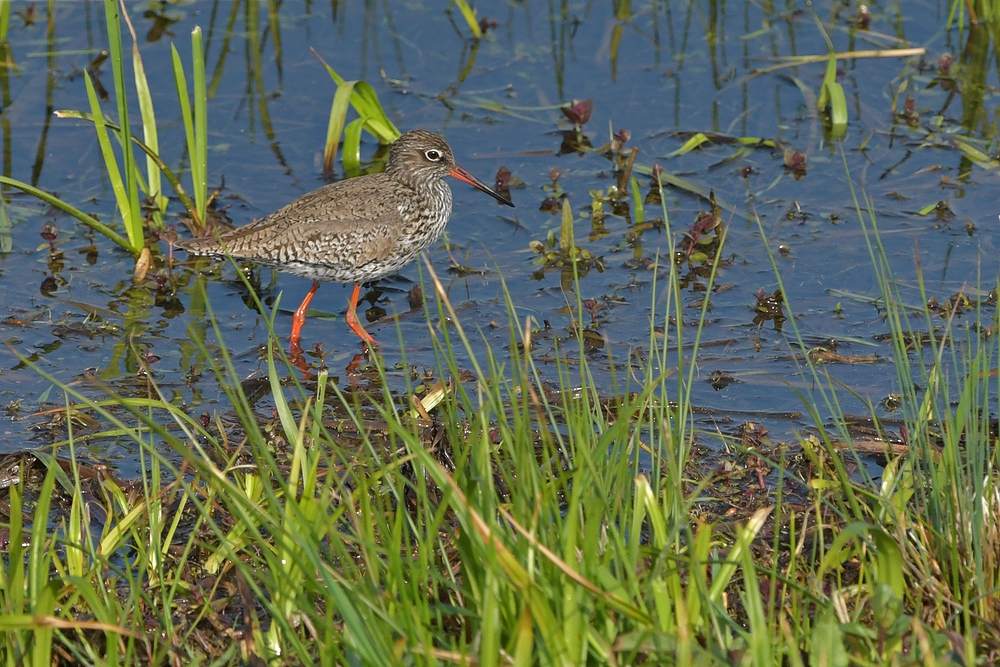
(450, 166, 515, 207)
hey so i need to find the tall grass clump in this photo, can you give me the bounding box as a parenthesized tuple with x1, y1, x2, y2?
(852, 185, 1000, 652)
(750, 145, 1000, 663)
(1, 0, 212, 267)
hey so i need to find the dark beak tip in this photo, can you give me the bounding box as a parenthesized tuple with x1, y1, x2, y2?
(486, 189, 515, 208)
(451, 167, 515, 208)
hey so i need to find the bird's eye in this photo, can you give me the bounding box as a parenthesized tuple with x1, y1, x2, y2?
(424, 149, 442, 161)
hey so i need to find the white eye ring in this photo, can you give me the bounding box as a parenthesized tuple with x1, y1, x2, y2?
(424, 149, 442, 161)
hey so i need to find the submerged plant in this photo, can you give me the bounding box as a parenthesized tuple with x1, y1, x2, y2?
(529, 198, 603, 289)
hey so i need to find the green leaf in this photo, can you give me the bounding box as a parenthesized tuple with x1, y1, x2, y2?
(740, 546, 771, 667)
(708, 506, 772, 601)
(871, 528, 905, 600)
(170, 29, 210, 228)
(324, 80, 357, 172)
(192, 27, 209, 225)
(820, 53, 847, 138)
(352, 81, 400, 142)
(809, 610, 848, 667)
(172, 44, 203, 229)
(666, 132, 710, 157)
(879, 455, 915, 519)
(560, 198, 574, 252)
(312, 52, 401, 172)
(452, 0, 483, 39)
(102, 0, 142, 249)
(817, 522, 871, 580)
(953, 137, 1000, 169)
(0, 2, 9, 42)
(313, 53, 400, 145)
(342, 118, 365, 173)
(631, 175, 644, 223)
(130, 21, 164, 216)
(85, 72, 138, 251)
(0, 197, 11, 254)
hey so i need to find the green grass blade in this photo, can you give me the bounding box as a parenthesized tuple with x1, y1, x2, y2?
(26, 112, 139, 258)
(192, 26, 208, 225)
(133, 53, 162, 203)
(740, 547, 771, 665)
(29, 583, 57, 667)
(707, 506, 772, 602)
(0, 197, 12, 254)
(55, 109, 200, 217)
(353, 81, 400, 142)
(171, 44, 203, 229)
(630, 175, 644, 223)
(451, 0, 483, 38)
(665, 132, 710, 157)
(324, 79, 356, 172)
(84, 71, 138, 251)
(820, 53, 847, 138)
(102, 0, 143, 250)
(342, 117, 365, 173)
(871, 528, 905, 601)
(633, 162, 744, 219)
(311, 50, 400, 153)
(28, 460, 58, 632)
(266, 329, 301, 445)
(952, 137, 1000, 169)
(6, 477, 25, 641)
(122, 2, 164, 219)
(0, 1, 10, 42)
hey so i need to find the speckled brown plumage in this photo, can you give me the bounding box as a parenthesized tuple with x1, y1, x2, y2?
(177, 129, 514, 350)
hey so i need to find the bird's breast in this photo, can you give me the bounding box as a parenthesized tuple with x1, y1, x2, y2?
(394, 179, 453, 251)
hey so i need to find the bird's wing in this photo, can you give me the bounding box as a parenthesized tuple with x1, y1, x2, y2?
(296, 216, 398, 269)
(180, 177, 407, 267)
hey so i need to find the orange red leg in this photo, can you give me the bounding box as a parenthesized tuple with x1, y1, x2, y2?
(288, 281, 376, 355)
(289, 281, 321, 353)
(345, 284, 378, 347)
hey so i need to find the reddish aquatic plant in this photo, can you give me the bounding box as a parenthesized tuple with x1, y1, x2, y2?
(752, 288, 786, 331)
(783, 148, 807, 173)
(40, 222, 58, 251)
(939, 52, 954, 75)
(582, 298, 603, 322)
(495, 166, 511, 189)
(561, 98, 594, 127)
(494, 166, 512, 202)
(539, 197, 563, 214)
(682, 210, 720, 256)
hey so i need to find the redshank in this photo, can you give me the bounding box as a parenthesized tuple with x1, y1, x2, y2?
(177, 129, 514, 352)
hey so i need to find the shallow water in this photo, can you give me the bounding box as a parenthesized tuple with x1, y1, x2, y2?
(0, 0, 996, 474)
